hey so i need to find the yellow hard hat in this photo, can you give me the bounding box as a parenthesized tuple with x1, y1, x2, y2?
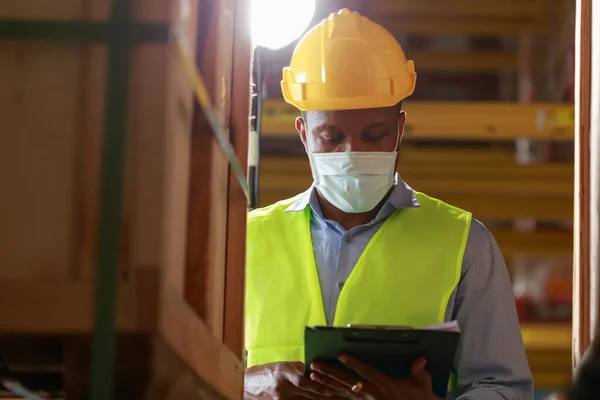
(281, 8, 416, 112)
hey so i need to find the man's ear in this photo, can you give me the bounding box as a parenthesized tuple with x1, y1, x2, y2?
(295, 116, 308, 150)
(398, 110, 406, 145)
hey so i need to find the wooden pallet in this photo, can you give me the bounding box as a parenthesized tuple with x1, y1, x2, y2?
(0, 0, 250, 398)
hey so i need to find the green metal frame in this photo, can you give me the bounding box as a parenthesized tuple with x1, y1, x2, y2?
(0, 5, 168, 400)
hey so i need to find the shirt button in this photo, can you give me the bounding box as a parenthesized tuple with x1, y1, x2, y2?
(344, 236, 353, 243)
(338, 282, 345, 289)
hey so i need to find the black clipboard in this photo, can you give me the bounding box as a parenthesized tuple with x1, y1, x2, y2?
(304, 326, 460, 398)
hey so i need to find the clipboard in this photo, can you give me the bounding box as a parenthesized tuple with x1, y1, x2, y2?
(304, 325, 460, 398)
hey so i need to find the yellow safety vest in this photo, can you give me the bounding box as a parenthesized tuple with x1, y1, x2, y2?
(245, 191, 471, 389)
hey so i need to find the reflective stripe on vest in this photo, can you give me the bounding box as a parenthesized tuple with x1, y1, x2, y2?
(245, 191, 471, 391)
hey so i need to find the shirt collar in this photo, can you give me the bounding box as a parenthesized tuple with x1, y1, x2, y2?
(284, 173, 421, 215)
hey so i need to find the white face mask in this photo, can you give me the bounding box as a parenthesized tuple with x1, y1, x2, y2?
(307, 142, 398, 214)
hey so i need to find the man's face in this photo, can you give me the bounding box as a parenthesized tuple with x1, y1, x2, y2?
(295, 106, 405, 154)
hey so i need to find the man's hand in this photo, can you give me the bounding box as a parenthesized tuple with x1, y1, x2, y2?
(308, 355, 441, 400)
(244, 361, 334, 399)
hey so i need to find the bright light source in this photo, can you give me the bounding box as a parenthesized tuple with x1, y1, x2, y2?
(251, 0, 316, 51)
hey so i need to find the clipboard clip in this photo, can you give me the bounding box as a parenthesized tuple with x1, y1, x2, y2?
(346, 324, 413, 330)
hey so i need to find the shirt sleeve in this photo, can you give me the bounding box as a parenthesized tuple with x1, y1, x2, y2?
(452, 219, 534, 400)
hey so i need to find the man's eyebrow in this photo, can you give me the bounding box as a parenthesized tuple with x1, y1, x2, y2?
(362, 121, 391, 132)
(312, 124, 344, 136)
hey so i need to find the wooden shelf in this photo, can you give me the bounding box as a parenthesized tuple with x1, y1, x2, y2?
(521, 324, 572, 351)
(0, 278, 244, 399)
(368, 0, 545, 19)
(261, 100, 575, 140)
(258, 155, 574, 220)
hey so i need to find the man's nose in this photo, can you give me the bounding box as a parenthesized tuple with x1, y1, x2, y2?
(344, 136, 368, 152)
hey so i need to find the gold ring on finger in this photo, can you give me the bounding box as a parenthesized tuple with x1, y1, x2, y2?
(351, 381, 364, 393)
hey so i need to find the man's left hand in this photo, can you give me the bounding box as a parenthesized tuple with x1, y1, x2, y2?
(308, 355, 441, 400)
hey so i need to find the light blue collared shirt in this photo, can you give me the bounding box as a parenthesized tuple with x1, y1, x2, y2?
(284, 174, 534, 400)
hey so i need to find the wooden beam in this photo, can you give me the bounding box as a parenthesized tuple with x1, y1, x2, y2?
(259, 190, 573, 220)
(261, 156, 574, 180)
(223, 0, 251, 357)
(573, 0, 595, 367)
(521, 324, 572, 352)
(0, 277, 156, 333)
(261, 99, 575, 140)
(158, 284, 243, 400)
(261, 48, 517, 73)
(398, 147, 517, 164)
(410, 50, 517, 73)
(258, 156, 574, 220)
(261, 172, 572, 197)
(373, 16, 546, 35)
(531, 371, 571, 390)
(493, 229, 572, 257)
(369, 0, 544, 19)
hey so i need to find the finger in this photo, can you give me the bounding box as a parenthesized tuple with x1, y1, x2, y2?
(338, 354, 386, 384)
(310, 362, 357, 387)
(297, 390, 334, 400)
(310, 372, 370, 399)
(309, 372, 351, 393)
(289, 373, 335, 397)
(280, 363, 333, 397)
(410, 357, 431, 386)
(411, 357, 427, 373)
(291, 361, 306, 373)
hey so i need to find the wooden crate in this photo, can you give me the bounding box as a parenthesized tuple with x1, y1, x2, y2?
(0, 0, 250, 398)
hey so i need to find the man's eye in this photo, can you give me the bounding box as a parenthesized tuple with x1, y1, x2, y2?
(321, 136, 341, 143)
(365, 134, 385, 142)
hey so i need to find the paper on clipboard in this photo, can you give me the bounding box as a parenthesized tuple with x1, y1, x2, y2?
(420, 320, 460, 333)
(346, 320, 460, 333)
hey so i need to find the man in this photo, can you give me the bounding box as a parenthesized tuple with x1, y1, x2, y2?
(244, 8, 533, 400)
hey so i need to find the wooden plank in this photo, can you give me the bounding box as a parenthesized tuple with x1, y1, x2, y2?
(410, 50, 517, 73)
(0, 42, 85, 280)
(75, 45, 107, 280)
(259, 157, 574, 195)
(493, 229, 572, 256)
(223, 0, 251, 356)
(532, 371, 571, 389)
(260, 159, 575, 254)
(398, 147, 517, 164)
(149, 338, 227, 400)
(261, 156, 574, 180)
(434, 194, 572, 220)
(185, 0, 231, 339)
(259, 190, 573, 220)
(258, 156, 574, 220)
(159, 0, 198, 294)
(158, 284, 243, 400)
(573, 0, 593, 367)
(261, 100, 576, 140)
(203, 0, 230, 341)
(0, 280, 149, 333)
(263, 174, 572, 197)
(0, 0, 110, 20)
(526, 350, 572, 369)
(260, 48, 517, 73)
(521, 324, 572, 352)
(372, 16, 546, 35)
(398, 101, 576, 140)
(369, 0, 544, 19)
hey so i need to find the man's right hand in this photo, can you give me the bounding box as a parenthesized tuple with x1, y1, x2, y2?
(244, 362, 334, 399)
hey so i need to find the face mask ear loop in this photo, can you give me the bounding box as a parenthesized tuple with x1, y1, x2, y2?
(395, 120, 402, 152)
(305, 140, 320, 184)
